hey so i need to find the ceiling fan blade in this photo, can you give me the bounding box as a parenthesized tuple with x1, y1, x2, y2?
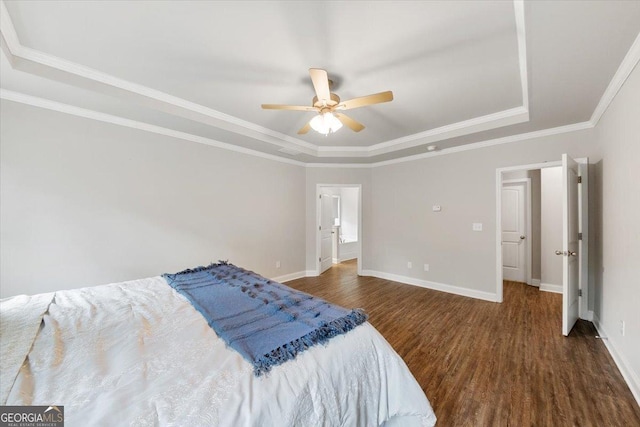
(309, 68, 331, 104)
(297, 121, 312, 134)
(337, 91, 394, 110)
(335, 113, 365, 132)
(261, 104, 318, 112)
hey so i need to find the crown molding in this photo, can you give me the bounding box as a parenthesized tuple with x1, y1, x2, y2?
(0, 88, 595, 171)
(369, 121, 594, 168)
(514, 0, 529, 109)
(590, 30, 640, 126)
(0, 0, 531, 160)
(316, 106, 529, 158)
(306, 163, 372, 169)
(0, 89, 306, 167)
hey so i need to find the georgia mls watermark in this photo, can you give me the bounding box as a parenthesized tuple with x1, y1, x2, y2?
(0, 406, 64, 427)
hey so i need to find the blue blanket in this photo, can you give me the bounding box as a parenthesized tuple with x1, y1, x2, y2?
(163, 262, 367, 375)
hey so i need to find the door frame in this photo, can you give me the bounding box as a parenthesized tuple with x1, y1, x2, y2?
(501, 178, 532, 285)
(495, 158, 589, 321)
(315, 184, 363, 276)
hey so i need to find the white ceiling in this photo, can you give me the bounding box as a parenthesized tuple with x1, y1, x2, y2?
(1, 1, 639, 164)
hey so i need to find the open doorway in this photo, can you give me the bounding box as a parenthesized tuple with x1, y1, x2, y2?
(496, 156, 589, 336)
(316, 184, 362, 276)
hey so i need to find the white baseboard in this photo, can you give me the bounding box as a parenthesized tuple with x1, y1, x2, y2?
(361, 270, 498, 302)
(531, 278, 541, 286)
(584, 310, 594, 322)
(592, 313, 640, 407)
(539, 283, 563, 294)
(271, 271, 307, 283)
(339, 255, 357, 262)
(332, 258, 339, 264)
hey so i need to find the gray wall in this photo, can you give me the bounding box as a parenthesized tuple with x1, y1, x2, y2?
(0, 101, 306, 297)
(369, 129, 601, 298)
(594, 60, 640, 393)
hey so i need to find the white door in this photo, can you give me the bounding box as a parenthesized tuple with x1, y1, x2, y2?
(320, 193, 333, 273)
(561, 154, 580, 336)
(502, 183, 527, 283)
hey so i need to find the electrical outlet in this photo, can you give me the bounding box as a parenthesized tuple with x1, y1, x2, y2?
(276, 261, 281, 269)
(620, 320, 625, 336)
(407, 261, 412, 269)
(424, 264, 429, 271)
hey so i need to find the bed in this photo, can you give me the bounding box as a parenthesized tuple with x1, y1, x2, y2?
(0, 264, 436, 426)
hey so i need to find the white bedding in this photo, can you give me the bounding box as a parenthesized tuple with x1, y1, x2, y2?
(2, 276, 436, 426)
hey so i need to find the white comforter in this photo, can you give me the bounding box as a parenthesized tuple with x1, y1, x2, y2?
(1, 277, 436, 426)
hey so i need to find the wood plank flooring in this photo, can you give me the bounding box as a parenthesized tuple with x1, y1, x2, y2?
(286, 260, 640, 426)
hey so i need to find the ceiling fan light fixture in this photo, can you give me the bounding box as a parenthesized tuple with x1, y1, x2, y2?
(310, 112, 343, 135)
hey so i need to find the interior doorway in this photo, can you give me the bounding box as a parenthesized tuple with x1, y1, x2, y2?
(316, 184, 362, 276)
(496, 156, 589, 336)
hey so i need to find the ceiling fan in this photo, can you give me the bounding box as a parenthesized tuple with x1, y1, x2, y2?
(261, 68, 393, 135)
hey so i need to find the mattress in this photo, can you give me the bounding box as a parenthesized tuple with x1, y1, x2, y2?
(1, 276, 436, 426)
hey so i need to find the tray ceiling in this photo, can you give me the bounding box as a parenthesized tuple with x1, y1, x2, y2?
(1, 0, 639, 164)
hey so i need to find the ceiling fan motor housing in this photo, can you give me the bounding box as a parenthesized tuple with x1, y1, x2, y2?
(312, 93, 340, 108)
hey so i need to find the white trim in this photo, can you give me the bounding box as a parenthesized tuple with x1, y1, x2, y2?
(306, 163, 372, 169)
(513, 0, 529, 109)
(271, 271, 307, 283)
(0, 0, 20, 58)
(330, 107, 530, 157)
(371, 122, 594, 168)
(584, 310, 594, 322)
(0, 87, 597, 170)
(0, 89, 306, 167)
(531, 278, 541, 287)
(593, 313, 640, 407)
(361, 270, 498, 302)
(590, 31, 640, 126)
(539, 283, 563, 294)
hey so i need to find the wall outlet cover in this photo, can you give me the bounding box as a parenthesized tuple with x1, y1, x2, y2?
(472, 223, 483, 231)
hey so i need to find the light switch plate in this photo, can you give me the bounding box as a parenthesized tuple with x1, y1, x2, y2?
(432, 205, 441, 212)
(472, 223, 483, 231)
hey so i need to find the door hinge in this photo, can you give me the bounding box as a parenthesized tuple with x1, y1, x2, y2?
(577, 176, 582, 184)
(319, 225, 321, 231)
(578, 232, 582, 240)
(319, 257, 321, 263)
(319, 194, 322, 199)
(579, 289, 583, 297)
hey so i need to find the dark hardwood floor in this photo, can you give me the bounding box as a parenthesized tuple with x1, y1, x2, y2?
(286, 260, 640, 427)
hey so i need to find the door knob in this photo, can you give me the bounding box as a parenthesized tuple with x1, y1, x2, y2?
(555, 250, 564, 256)
(568, 251, 577, 257)
(520, 235, 526, 240)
